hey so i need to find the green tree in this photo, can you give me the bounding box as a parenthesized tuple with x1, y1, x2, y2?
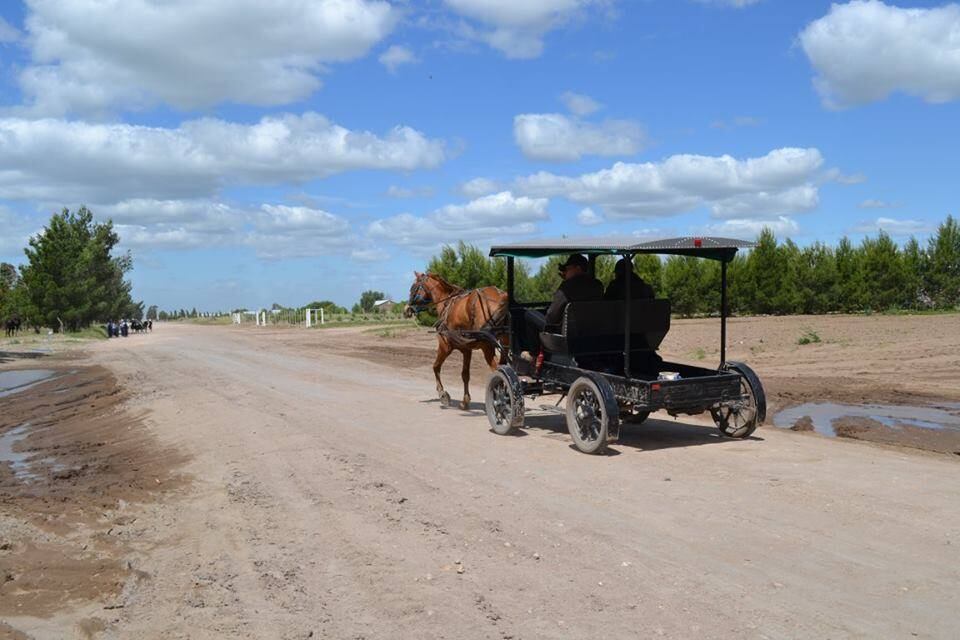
(358, 290, 385, 313)
(926, 215, 960, 308)
(835, 236, 863, 312)
(860, 231, 909, 310)
(303, 300, 347, 314)
(662, 256, 712, 317)
(19, 206, 138, 331)
(796, 242, 839, 314)
(901, 237, 926, 309)
(747, 228, 783, 314)
(145, 305, 159, 320)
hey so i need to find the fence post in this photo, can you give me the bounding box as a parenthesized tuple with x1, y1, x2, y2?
(320, 308, 325, 325)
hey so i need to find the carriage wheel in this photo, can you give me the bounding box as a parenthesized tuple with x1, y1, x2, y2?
(485, 366, 525, 435)
(711, 362, 766, 439)
(566, 376, 619, 454)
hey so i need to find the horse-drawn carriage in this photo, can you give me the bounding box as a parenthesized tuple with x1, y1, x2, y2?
(481, 237, 766, 454)
(408, 237, 766, 455)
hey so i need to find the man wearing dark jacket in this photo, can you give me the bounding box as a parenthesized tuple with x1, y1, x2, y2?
(523, 254, 603, 355)
(604, 257, 654, 301)
(545, 254, 604, 326)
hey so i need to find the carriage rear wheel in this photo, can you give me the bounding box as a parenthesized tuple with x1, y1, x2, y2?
(711, 362, 766, 439)
(566, 376, 619, 454)
(485, 366, 525, 435)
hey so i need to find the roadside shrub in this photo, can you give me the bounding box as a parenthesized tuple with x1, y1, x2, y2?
(797, 329, 822, 345)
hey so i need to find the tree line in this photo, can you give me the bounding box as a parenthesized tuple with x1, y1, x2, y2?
(424, 216, 960, 318)
(1, 207, 141, 332)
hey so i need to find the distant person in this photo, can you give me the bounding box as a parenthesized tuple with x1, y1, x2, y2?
(106, 320, 115, 338)
(604, 257, 654, 301)
(120, 319, 129, 337)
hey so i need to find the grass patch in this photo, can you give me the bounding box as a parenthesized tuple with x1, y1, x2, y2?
(690, 347, 707, 360)
(363, 323, 419, 338)
(797, 328, 822, 345)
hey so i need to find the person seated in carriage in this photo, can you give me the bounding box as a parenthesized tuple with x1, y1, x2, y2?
(523, 254, 603, 353)
(604, 256, 654, 301)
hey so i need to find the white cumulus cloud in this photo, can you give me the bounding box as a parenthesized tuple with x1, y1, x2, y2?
(560, 91, 602, 116)
(368, 191, 548, 250)
(514, 113, 645, 162)
(577, 207, 604, 226)
(858, 199, 901, 209)
(458, 177, 502, 198)
(799, 1, 960, 108)
(0, 15, 20, 43)
(379, 45, 418, 73)
(850, 217, 934, 235)
(443, 0, 607, 58)
(514, 147, 825, 219)
(705, 216, 799, 238)
(0, 113, 446, 203)
(15, 0, 396, 115)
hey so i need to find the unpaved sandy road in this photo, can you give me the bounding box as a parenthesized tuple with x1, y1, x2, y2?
(4, 322, 960, 639)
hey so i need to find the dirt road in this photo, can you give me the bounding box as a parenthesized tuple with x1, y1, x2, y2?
(2, 321, 960, 639)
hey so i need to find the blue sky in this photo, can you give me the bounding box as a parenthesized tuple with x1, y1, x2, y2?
(1, 0, 958, 310)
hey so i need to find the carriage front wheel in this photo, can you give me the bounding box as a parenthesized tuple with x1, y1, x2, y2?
(485, 366, 525, 435)
(566, 375, 619, 454)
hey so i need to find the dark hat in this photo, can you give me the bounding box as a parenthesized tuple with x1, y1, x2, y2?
(614, 256, 632, 275)
(559, 254, 589, 270)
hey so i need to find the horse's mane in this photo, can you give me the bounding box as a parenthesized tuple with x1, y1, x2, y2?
(426, 273, 465, 294)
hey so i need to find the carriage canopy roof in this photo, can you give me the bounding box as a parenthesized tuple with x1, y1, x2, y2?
(489, 236, 755, 262)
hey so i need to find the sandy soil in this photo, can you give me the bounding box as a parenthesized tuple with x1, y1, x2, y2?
(1, 314, 959, 639)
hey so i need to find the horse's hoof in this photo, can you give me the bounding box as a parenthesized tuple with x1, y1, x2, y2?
(439, 392, 451, 407)
(461, 398, 471, 410)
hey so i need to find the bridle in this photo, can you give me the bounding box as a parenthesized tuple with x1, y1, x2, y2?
(408, 275, 434, 314)
(407, 274, 465, 315)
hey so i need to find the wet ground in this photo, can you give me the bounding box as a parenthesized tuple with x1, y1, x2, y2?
(773, 403, 960, 455)
(0, 363, 188, 628)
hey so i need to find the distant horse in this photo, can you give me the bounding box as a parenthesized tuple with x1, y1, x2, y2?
(131, 319, 144, 333)
(405, 272, 508, 410)
(4, 315, 21, 337)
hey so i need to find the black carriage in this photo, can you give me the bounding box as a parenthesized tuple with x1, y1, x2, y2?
(483, 237, 766, 454)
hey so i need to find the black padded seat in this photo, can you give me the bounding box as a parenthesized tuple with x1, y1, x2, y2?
(540, 299, 671, 358)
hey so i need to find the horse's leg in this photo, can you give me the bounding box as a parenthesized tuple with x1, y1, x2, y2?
(433, 337, 453, 406)
(460, 348, 472, 410)
(480, 343, 499, 371)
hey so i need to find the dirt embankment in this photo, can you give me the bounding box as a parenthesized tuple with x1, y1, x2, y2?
(1, 361, 188, 630)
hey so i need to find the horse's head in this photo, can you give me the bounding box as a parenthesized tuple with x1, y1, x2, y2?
(405, 271, 432, 317)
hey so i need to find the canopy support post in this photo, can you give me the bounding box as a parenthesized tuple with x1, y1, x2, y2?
(624, 253, 631, 379)
(720, 260, 728, 367)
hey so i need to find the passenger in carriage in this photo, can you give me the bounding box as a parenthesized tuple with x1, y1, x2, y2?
(523, 254, 603, 354)
(604, 257, 654, 301)
(544, 254, 603, 327)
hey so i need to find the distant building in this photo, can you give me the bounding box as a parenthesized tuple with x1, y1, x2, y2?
(373, 299, 396, 313)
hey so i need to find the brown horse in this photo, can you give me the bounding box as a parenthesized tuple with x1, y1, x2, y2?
(405, 272, 508, 410)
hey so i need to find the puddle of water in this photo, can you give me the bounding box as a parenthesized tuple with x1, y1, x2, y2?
(773, 403, 960, 437)
(0, 423, 66, 482)
(0, 369, 57, 398)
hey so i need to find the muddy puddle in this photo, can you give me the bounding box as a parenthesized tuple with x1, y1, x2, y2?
(773, 402, 960, 455)
(0, 368, 58, 398)
(1, 363, 189, 627)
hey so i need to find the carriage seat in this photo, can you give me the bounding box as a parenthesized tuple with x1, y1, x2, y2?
(539, 299, 671, 359)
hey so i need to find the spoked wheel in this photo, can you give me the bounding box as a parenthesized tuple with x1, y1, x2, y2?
(711, 361, 766, 439)
(485, 366, 525, 435)
(566, 376, 619, 454)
